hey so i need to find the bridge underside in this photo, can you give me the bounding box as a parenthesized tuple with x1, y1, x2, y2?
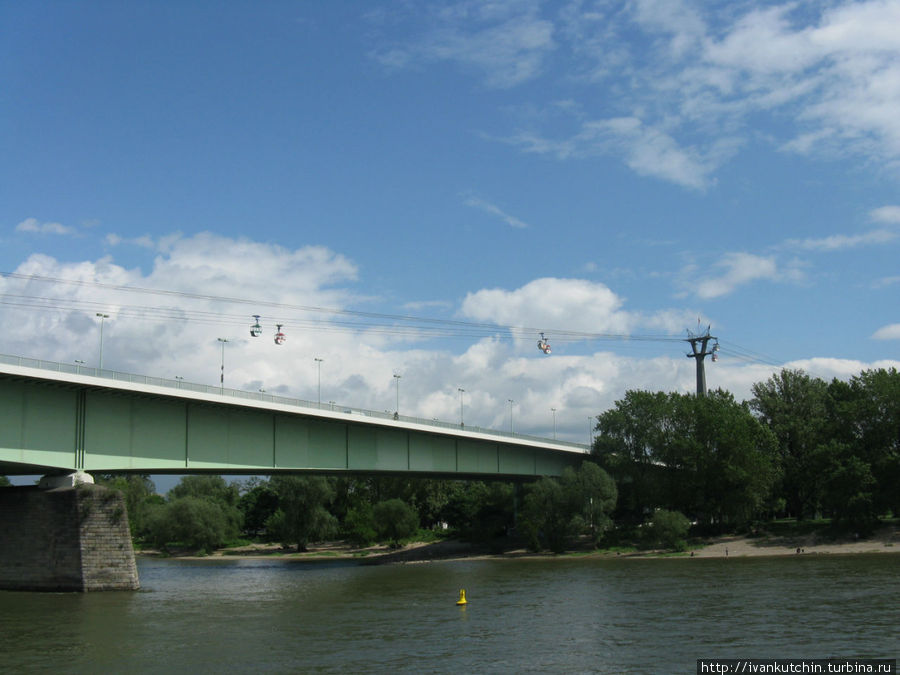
(0, 374, 581, 479)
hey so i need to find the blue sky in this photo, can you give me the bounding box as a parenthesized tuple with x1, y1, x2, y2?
(2, 0, 899, 449)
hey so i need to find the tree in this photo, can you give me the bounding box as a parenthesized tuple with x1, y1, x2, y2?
(838, 368, 900, 517)
(662, 390, 779, 528)
(373, 498, 419, 547)
(560, 461, 618, 543)
(144, 495, 240, 552)
(237, 478, 279, 537)
(520, 477, 574, 553)
(0, 475, 11, 487)
(267, 476, 337, 551)
(751, 369, 830, 519)
(169, 475, 240, 508)
(593, 390, 673, 523)
(94, 474, 156, 536)
(343, 502, 378, 547)
(440, 481, 515, 543)
(644, 509, 690, 551)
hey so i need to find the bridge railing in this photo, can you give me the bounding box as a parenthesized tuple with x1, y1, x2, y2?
(0, 353, 588, 451)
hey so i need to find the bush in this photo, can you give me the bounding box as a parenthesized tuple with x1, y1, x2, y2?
(144, 496, 241, 552)
(343, 503, 377, 547)
(644, 509, 690, 551)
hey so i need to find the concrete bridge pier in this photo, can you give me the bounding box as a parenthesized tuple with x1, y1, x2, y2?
(0, 473, 140, 592)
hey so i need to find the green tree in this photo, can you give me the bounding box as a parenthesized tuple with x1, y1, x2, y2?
(94, 474, 156, 536)
(560, 461, 618, 543)
(144, 495, 240, 552)
(751, 369, 830, 519)
(169, 475, 240, 507)
(837, 368, 900, 517)
(817, 441, 877, 531)
(343, 502, 378, 547)
(593, 390, 674, 523)
(237, 478, 279, 537)
(440, 481, 515, 543)
(268, 476, 337, 551)
(644, 509, 691, 551)
(373, 498, 419, 547)
(0, 475, 11, 487)
(520, 477, 574, 553)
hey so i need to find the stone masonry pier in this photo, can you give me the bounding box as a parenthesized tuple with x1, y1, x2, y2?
(0, 484, 139, 592)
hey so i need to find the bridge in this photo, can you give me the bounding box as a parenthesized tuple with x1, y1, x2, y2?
(0, 353, 589, 591)
(0, 353, 587, 480)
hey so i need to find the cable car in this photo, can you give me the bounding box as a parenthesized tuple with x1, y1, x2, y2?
(711, 341, 720, 362)
(250, 315, 263, 338)
(274, 324, 286, 345)
(537, 332, 551, 355)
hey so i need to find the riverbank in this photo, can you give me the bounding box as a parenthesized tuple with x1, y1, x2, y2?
(139, 523, 900, 563)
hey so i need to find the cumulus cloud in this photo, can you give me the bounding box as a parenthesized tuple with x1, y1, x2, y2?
(2, 234, 895, 443)
(459, 277, 692, 335)
(16, 218, 76, 236)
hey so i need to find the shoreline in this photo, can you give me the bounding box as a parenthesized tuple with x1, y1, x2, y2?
(140, 524, 899, 563)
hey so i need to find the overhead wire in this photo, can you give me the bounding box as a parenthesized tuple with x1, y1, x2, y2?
(0, 271, 781, 364)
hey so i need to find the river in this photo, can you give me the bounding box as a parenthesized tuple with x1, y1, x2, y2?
(2, 554, 897, 673)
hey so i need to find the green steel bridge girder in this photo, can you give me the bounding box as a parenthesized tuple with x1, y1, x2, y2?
(0, 372, 585, 479)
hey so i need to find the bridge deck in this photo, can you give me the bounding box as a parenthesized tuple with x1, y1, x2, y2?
(0, 354, 587, 478)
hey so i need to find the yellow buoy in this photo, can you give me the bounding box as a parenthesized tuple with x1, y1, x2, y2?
(456, 589, 467, 606)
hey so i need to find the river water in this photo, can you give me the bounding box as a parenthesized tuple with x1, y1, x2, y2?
(2, 554, 897, 673)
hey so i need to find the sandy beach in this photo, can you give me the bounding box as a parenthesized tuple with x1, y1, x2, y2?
(685, 525, 900, 559)
(152, 523, 900, 563)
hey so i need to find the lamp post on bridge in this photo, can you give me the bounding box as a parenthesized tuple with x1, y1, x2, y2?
(315, 358, 324, 407)
(95, 313, 109, 369)
(508, 399, 515, 433)
(551, 407, 557, 440)
(217, 338, 228, 393)
(393, 373, 401, 418)
(458, 388, 465, 427)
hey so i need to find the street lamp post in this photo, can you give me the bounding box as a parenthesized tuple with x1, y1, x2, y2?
(551, 407, 557, 440)
(393, 374, 401, 417)
(96, 313, 109, 369)
(74, 359, 84, 374)
(508, 399, 515, 433)
(458, 388, 465, 427)
(175, 376, 183, 389)
(217, 338, 228, 393)
(315, 358, 324, 406)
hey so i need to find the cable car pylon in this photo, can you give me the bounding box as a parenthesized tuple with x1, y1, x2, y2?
(685, 323, 719, 396)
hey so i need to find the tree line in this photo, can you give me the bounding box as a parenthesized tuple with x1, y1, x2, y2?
(593, 367, 899, 534)
(92, 463, 617, 555)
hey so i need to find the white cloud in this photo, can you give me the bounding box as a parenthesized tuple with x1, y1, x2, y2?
(870, 205, 900, 224)
(373, 1, 555, 88)
(2, 234, 896, 444)
(684, 252, 784, 299)
(786, 229, 897, 251)
(463, 196, 530, 228)
(503, 117, 726, 190)
(872, 323, 900, 340)
(491, 1, 900, 185)
(459, 277, 692, 335)
(16, 218, 76, 236)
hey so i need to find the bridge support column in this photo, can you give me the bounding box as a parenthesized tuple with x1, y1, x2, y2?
(0, 482, 139, 592)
